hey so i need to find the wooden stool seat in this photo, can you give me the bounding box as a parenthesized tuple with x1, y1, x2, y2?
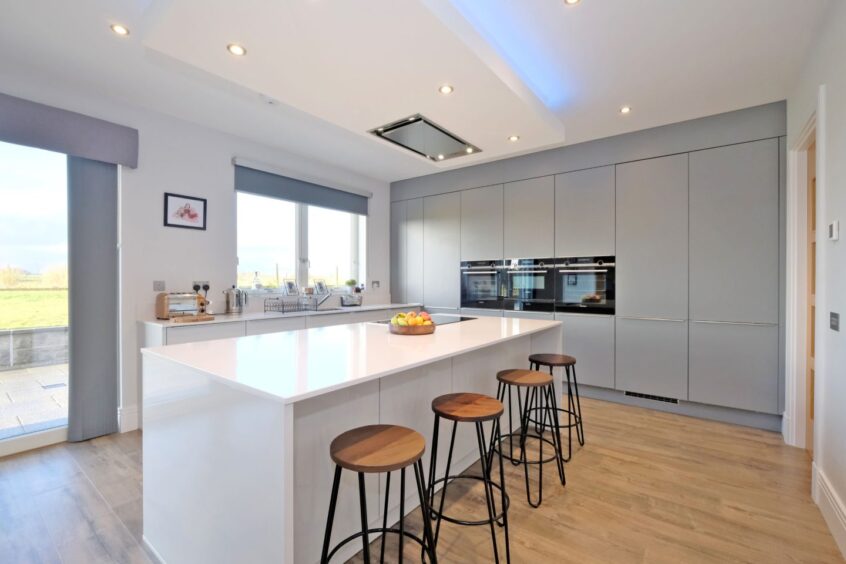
(432, 393, 504, 422)
(330, 424, 425, 473)
(528, 353, 576, 367)
(496, 369, 553, 387)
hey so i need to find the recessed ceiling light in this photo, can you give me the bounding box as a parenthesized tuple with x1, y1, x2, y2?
(227, 43, 247, 56)
(110, 23, 130, 36)
(438, 84, 454, 95)
(620, 105, 632, 115)
(408, 116, 416, 122)
(437, 154, 445, 160)
(377, 127, 384, 132)
(508, 135, 520, 142)
(466, 147, 474, 154)
(564, 0, 581, 5)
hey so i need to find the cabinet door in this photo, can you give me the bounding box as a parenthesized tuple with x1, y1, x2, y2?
(461, 184, 503, 260)
(504, 176, 555, 258)
(555, 313, 614, 389)
(615, 318, 687, 399)
(423, 192, 460, 309)
(246, 317, 306, 336)
(689, 139, 779, 323)
(165, 322, 246, 345)
(305, 313, 353, 329)
(405, 198, 424, 304)
(555, 167, 615, 257)
(390, 201, 407, 304)
(460, 308, 503, 318)
(616, 155, 688, 320)
(503, 311, 555, 321)
(689, 321, 778, 413)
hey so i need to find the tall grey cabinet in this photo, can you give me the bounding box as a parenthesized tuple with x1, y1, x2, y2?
(555, 166, 615, 257)
(390, 198, 424, 304)
(615, 154, 689, 399)
(688, 139, 779, 413)
(423, 192, 460, 310)
(504, 176, 554, 258)
(461, 184, 503, 260)
(390, 201, 406, 304)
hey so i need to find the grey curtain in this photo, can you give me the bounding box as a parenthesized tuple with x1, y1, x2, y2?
(67, 157, 119, 441)
(235, 164, 368, 215)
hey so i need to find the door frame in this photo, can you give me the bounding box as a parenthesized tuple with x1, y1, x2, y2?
(784, 86, 826, 454)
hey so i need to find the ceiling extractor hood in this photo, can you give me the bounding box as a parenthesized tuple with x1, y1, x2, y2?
(370, 115, 480, 162)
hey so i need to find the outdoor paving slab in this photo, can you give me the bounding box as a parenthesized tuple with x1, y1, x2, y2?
(0, 363, 68, 441)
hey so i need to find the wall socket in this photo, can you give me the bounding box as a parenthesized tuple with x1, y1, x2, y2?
(831, 312, 840, 332)
(371, 280, 380, 289)
(193, 280, 210, 292)
(153, 280, 166, 292)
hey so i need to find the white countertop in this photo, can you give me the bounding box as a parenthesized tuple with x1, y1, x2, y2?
(142, 316, 560, 404)
(141, 302, 421, 328)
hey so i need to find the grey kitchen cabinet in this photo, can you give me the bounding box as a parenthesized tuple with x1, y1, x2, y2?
(405, 198, 424, 304)
(390, 200, 407, 304)
(461, 184, 504, 260)
(504, 176, 555, 259)
(460, 308, 503, 318)
(615, 154, 689, 320)
(503, 310, 554, 321)
(689, 139, 779, 323)
(245, 317, 306, 335)
(554, 313, 614, 389)
(555, 166, 615, 257)
(166, 322, 246, 345)
(391, 198, 424, 304)
(423, 192, 461, 309)
(689, 321, 778, 413)
(615, 317, 688, 399)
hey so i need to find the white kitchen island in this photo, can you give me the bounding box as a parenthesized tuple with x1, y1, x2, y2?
(141, 316, 562, 564)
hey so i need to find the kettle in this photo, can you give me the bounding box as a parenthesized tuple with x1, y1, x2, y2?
(223, 286, 248, 314)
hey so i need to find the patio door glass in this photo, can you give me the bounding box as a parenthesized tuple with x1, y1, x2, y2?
(0, 140, 69, 441)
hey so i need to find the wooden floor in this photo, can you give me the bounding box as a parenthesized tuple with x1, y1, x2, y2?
(0, 398, 842, 563)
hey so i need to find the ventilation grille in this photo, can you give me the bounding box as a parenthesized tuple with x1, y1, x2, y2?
(624, 391, 679, 404)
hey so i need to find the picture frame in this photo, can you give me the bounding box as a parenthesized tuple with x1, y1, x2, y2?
(164, 192, 207, 230)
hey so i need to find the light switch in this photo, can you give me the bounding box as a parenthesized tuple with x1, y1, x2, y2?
(828, 220, 840, 241)
(831, 312, 840, 332)
(153, 280, 165, 292)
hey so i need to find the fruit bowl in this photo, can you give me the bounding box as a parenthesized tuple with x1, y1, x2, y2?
(388, 310, 435, 335)
(389, 323, 435, 336)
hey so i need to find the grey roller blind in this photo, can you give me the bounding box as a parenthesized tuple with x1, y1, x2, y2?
(235, 164, 368, 215)
(0, 91, 138, 168)
(67, 157, 119, 441)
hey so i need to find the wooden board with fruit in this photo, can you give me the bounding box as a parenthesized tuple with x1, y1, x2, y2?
(389, 310, 435, 335)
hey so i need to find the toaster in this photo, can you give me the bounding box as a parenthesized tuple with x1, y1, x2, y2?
(155, 292, 208, 320)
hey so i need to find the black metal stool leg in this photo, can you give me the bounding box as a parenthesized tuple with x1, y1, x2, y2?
(321, 465, 343, 564)
(495, 418, 511, 563)
(571, 365, 585, 446)
(380, 472, 391, 563)
(399, 468, 405, 564)
(545, 384, 566, 486)
(358, 472, 371, 564)
(427, 415, 440, 511)
(413, 460, 438, 563)
(475, 421, 501, 563)
(432, 420, 457, 548)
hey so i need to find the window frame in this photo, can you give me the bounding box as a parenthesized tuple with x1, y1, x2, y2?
(236, 191, 366, 292)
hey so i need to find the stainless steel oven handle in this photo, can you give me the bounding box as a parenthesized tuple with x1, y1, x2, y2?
(463, 271, 497, 275)
(554, 263, 615, 268)
(507, 271, 547, 275)
(558, 269, 608, 273)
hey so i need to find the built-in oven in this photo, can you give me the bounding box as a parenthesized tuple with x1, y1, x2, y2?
(460, 260, 505, 309)
(503, 258, 556, 313)
(554, 256, 615, 314)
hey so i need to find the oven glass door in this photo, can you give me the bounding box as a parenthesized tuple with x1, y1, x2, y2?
(507, 270, 553, 301)
(461, 270, 501, 306)
(556, 268, 614, 312)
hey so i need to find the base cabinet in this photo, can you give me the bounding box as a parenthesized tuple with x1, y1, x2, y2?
(503, 311, 555, 321)
(166, 322, 246, 345)
(555, 314, 614, 389)
(689, 322, 778, 414)
(460, 308, 503, 318)
(246, 317, 306, 336)
(615, 318, 687, 399)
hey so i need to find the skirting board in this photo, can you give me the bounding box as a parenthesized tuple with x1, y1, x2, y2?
(119, 405, 140, 433)
(579, 385, 782, 432)
(814, 463, 846, 557)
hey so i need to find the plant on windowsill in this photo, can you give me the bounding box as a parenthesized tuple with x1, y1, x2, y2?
(344, 279, 357, 294)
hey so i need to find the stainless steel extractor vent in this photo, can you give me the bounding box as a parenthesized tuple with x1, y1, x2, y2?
(370, 115, 480, 162)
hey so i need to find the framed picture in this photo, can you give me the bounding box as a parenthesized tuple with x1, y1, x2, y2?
(164, 192, 207, 230)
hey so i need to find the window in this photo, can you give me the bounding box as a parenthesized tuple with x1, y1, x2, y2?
(236, 192, 366, 290)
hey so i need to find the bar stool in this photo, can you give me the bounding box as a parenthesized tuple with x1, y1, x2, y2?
(495, 369, 566, 508)
(529, 353, 584, 462)
(321, 424, 438, 563)
(427, 393, 510, 564)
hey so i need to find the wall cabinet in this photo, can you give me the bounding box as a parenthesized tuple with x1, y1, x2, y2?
(689, 321, 778, 413)
(615, 317, 687, 399)
(461, 184, 503, 260)
(423, 192, 461, 309)
(555, 313, 614, 389)
(689, 139, 779, 323)
(504, 176, 555, 259)
(555, 166, 615, 257)
(615, 154, 689, 320)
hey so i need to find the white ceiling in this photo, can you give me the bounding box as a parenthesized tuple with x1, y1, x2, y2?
(0, 0, 829, 183)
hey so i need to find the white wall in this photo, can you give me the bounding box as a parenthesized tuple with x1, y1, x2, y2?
(0, 77, 391, 433)
(787, 0, 846, 555)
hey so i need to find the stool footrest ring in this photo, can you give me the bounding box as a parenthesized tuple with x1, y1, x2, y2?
(326, 527, 430, 562)
(494, 432, 561, 465)
(428, 474, 509, 526)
